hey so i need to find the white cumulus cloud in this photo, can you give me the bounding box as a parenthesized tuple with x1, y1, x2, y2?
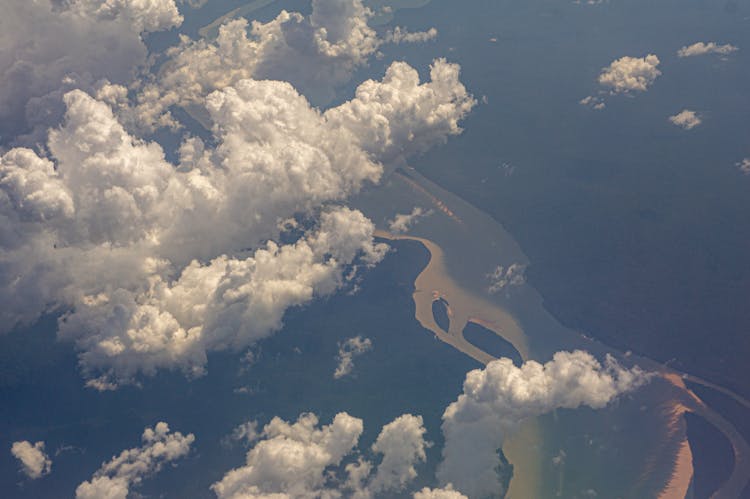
(669, 109, 701, 130)
(0, 0, 182, 143)
(334, 336, 373, 379)
(598, 54, 661, 94)
(413, 485, 468, 499)
(212, 412, 428, 498)
(76, 422, 194, 499)
(128, 0, 440, 129)
(11, 440, 52, 479)
(387, 207, 431, 234)
(326, 59, 476, 164)
(437, 351, 650, 498)
(677, 41, 738, 58)
(0, 45, 473, 387)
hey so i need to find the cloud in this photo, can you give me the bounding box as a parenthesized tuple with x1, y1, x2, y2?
(0, 1, 472, 388)
(737, 158, 750, 174)
(598, 55, 661, 94)
(326, 59, 476, 164)
(212, 412, 427, 498)
(669, 109, 701, 130)
(487, 263, 526, 294)
(334, 336, 373, 379)
(387, 207, 431, 234)
(579, 95, 605, 110)
(222, 420, 261, 450)
(0, 0, 181, 143)
(385, 27, 438, 44)
(413, 485, 468, 499)
(367, 414, 428, 494)
(67, 0, 183, 33)
(437, 351, 650, 498)
(76, 422, 194, 499)
(129, 0, 440, 128)
(0, 86, 388, 387)
(677, 42, 738, 58)
(10, 441, 52, 479)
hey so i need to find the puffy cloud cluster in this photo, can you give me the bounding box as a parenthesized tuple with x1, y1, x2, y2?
(128, 0, 439, 129)
(76, 422, 194, 499)
(326, 59, 476, 164)
(737, 158, 750, 174)
(67, 0, 183, 33)
(677, 41, 738, 58)
(487, 263, 526, 294)
(387, 207, 430, 234)
(437, 351, 649, 498)
(598, 55, 661, 94)
(0, 0, 181, 143)
(668, 109, 701, 130)
(10, 440, 52, 479)
(212, 412, 428, 498)
(0, 49, 472, 387)
(334, 336, 373, 379)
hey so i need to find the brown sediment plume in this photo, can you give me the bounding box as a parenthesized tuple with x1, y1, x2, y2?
(374, 229, 529, 363)
(374, 229, 541, 497)
(373, 169, 750, 498)
(659, 373, 750, 499)
(658, 438, 694, 499)
(640, 398, 694, 499)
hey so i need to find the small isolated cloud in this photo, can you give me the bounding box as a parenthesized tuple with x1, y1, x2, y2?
(487, 263, 526, 294)
(580, 95, 605, 110)
(737, 158, 750, 174)
(388, 207, 431, 234)
(598, 54, 661, 94)
(75, 422, 194, 499)
(11, 441, 52, 479)
(669, 109, 701, 130)
(334, 335, 373, 379)
(212, 412, 427, 498)
(385, 27, 438, 44)
(677, 42, 738, 58)
(223, 421, 259, 448)
(437, 351, 650, 498)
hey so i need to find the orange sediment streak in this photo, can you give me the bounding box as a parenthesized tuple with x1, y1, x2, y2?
(395, 171, 463, 224)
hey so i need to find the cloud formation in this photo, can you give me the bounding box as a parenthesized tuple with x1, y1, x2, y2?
(326, 59, 476, 164)
(737, 158, 750, 174)
(677, 42, 738, 58)
(669, 109, 701, 130)
(0, 47, 472, 387)
(413, 486, 468, 499)
(128, 0, 439, 128)
(0, 0, 181, 143)
(598, 55, 661, 94)
(10, 440, 52, 479)
(387, 207, 430, 234)
(334, 336, 373, 379)
(212, 412, 428, 498)
(437, 351, 649, 498)
(76, 422, 194, 499)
